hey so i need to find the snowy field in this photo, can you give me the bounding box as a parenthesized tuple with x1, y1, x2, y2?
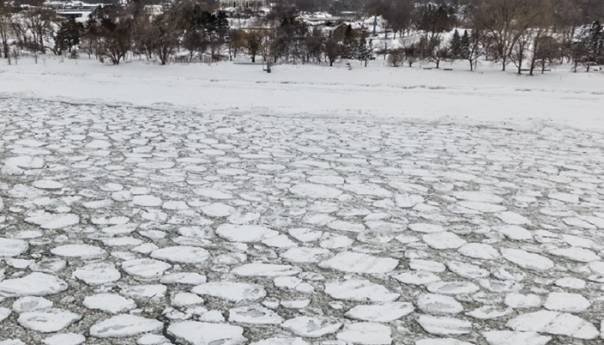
(0, 59, 604, 345)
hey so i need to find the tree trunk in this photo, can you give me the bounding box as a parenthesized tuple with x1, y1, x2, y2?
(372, 16, 377, 36)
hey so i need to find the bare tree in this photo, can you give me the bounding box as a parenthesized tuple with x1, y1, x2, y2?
(244, 30, 263, 63)
(151, 12, 181, 65)
(0, 0, 12, 61)
(323, 35, 340, 66)
(86, 5, 134, 65)
(23, 7, 57, 54)
(472, 0, 543, 72)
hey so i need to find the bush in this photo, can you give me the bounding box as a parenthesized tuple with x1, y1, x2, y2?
(388, 48, 405, 67)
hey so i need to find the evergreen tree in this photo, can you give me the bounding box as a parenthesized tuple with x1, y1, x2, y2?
(355, 32, 372, 67)
(587, 21, 603, 64)
(450, 29, 462, 58)
(55, 18, 83, 55)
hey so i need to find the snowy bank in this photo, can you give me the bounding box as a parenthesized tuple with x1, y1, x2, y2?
(1, 57, 603, 132)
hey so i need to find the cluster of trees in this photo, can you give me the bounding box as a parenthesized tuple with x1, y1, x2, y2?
(0, 0, 603, 73)
(380, 0, 604, 74)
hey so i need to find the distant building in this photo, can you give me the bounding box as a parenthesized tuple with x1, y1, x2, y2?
(219, 0, 267, 10)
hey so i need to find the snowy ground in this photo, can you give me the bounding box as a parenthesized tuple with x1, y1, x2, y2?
(0, 57, 604, 132)
(1, 59, 604, 345)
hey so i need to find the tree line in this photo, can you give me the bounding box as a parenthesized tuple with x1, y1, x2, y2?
(0, 0, 603, 74)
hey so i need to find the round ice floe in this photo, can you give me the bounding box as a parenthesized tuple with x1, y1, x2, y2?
(341, 183, 392, 197)
(192, 281, 266, 303)
(548, 192, 579, 203)
(282, 247, 331, 263)
(409, 223, 445, 233)
(5, 156, 45, 170)
(394, 271, 441, 286)
(308, 175, 345, 185)
(327, 220, 366, 233)
(494, 225, 532, 241)
(458, 201, 506, 213)
(501, 248, 554, 271)
(18, 308, 80, 333)
(496, 211, 530, 225)
(422, 232, 466, 250)
(161, 272, 206, 285)
(446, 261, 489, 279)
(543, 292, 590, 313)
(33, 180, 64, 190)
(336, 322, 392, 345)
(504, 293, 542, 309)
(250, 338, 308, 345)
(282, 316, 342, 338)
(200, 203, 235, 217)
(290, 183, 342, 199)
(232, 263, 300, 277)
(481, 331, 551, 345)
(25, 212, 79, 229)
(73, 262, 121, 285)
(325, 278, 398, 302)
(85, 139, 111, 150)
(319, 251, 398, 274)
(51, 244, 106, 259)
(416, 338, 475, 345)
(417, 315, 472, 335)
(229, 304, 283, 324)
(216, 224, 278, 242)
(194, 188, 233, 200)
(12, 296, 53, 313)
(466, 305, 512, 320)
(167, 321, 246, 344)
(137, 334, 170, 345)
(0, 273, 68, 297)
(417, 294, 463, 315)
(43, 333, 85, 345)
(83, 293, 136, 314)
(427, 281, 479, 295)
(132, 195, 162, 207)
(409, 259, 446, 272)
(554, 277, 586, 290)
(90, 314, 163, 338)
(122, 258, 171, 279)
(547, 247, 600, 263)
(288, 228, 323, 242)
(0, 238, 28, 257)
(345, 302, 414, 322)
(171, 292, 204, 307)
(121, 284, 167, 302)
(392, 189, 425, 206)
(0, 307, 11, 323)
(453, 191, 504, 204)
(150, 246, 210, 264)
(458, 243, 500, 260)
(506, 310, 599, 339)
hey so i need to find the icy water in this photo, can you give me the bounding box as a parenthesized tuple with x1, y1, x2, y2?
(0, 98, 603, 345)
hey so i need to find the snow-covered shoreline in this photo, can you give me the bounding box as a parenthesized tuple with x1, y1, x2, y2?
(1, 57, 603, 133)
